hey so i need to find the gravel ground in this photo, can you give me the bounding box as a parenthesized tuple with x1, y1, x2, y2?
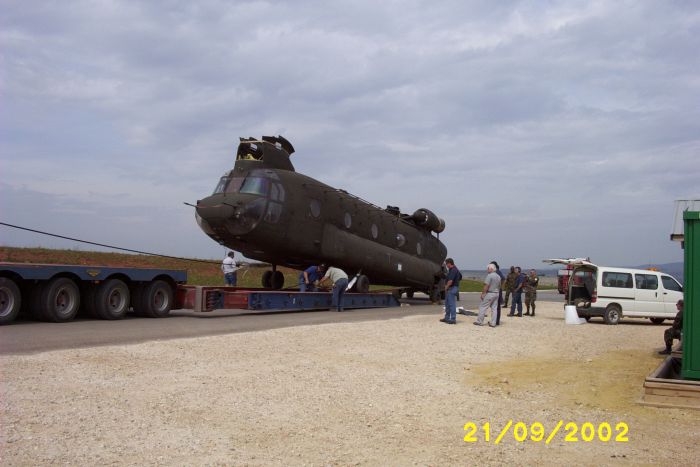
(1, 301, 699, 466)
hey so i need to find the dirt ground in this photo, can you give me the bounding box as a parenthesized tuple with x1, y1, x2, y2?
(1, 301, 699, 466)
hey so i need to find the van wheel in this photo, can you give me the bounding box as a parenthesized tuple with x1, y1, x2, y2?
(604, 305, 621, 325)
(650, 317, 665, 325)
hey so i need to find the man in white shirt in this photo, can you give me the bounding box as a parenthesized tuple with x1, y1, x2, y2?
(321, 266, 349, 312)
(475, 263, 501, 327)
(221, 251, 240, 286)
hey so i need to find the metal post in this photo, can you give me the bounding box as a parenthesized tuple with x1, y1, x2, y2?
(682, 211, 700, 379)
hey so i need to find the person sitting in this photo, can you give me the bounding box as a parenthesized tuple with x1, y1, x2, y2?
(659, 299, 683, 355)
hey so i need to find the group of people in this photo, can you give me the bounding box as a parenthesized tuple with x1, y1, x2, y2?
(224, 251, 686, 354)
(440, 258, 686, 356)
(298, 264, 350, 312)
(441, 260, 540, 327)
(220, 252, 349, 312)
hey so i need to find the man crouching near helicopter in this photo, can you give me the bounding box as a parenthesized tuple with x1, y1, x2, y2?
(299, 264, 326, 292)
(320, 265, 349, 312)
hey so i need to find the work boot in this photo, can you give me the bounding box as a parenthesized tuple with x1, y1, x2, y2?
(524, 311, 530, 316)
(658, 348, 672, 355)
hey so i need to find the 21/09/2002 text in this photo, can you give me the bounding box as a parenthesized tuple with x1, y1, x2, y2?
(463, 421, 629, 444)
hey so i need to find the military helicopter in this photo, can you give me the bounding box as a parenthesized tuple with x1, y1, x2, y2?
(195, 136, 448, 296)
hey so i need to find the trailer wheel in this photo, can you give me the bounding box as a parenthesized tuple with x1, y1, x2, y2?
(136, 280, 173, 318)
(0, 277, 22, 325)
(271, 271, 284, 290)
(650, 317, 665, 325)
(95, 279, 130, 320)
(41, 277, 80, 322)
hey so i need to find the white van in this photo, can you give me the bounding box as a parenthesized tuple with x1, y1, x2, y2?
(543, 258, 683, 325)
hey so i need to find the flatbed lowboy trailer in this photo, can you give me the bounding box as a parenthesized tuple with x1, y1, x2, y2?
(0, 262, 400, 325)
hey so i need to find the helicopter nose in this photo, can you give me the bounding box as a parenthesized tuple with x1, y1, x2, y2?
(195, 194, 265, 238)
(195, 197, 235, 222)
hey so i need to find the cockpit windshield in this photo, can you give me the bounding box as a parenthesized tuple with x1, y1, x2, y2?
(212, 174, 245, 194)
(240, 177, 270, 196)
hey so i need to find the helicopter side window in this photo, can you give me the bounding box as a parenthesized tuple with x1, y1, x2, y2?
(265, 202, 283, 223)
(270, 183, 286, 202)
(240, 177, 270, 196)
(310, 199, 321, 218)
(396, 233, 406, 248)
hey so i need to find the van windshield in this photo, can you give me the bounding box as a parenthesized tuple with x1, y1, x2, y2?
(661, 275, 683, 292)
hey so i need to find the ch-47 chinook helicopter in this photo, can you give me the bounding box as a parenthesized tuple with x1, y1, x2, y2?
(195, 136, 448, 297)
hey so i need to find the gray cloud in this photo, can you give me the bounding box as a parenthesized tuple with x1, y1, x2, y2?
(1, 0, 697, 269)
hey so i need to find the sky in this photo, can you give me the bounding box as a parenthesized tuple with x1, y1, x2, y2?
(1, 0, 698, 269)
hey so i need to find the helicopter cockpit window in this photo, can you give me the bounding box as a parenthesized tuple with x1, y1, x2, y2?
(226, 177, 245, 193)
(240, 177, 271, 196)
(213, 176, 229, 194)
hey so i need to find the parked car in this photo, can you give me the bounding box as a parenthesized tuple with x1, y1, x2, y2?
(543, 258, 683, 325)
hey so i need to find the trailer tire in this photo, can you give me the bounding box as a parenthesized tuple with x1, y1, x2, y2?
(40, 277, 80, 322)
(650, 317, 665, 325)
(136, 280, 173, 318)
(0, 277, 22, 325)
(95, 279, 130, 320)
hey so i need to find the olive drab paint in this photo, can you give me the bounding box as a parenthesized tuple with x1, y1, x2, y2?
(195, 136, 448, 293)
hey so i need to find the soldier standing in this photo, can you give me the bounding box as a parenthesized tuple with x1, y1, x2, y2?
(503, 266, 517, 307)
(524, 269, 539, 316)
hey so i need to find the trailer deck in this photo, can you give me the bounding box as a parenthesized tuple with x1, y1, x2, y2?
(177, 286, 400, 312)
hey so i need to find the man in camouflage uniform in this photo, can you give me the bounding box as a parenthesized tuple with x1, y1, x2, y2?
(503, 266, 517, 307)
(659, 299, 683, 355)
(524, 269, 539, 316)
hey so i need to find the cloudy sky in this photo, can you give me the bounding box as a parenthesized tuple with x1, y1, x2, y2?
(1, 0, 698, 269)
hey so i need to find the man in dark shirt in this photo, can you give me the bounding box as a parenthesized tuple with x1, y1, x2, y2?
(659, 299, 684, 355)
(508, 267, 526, 317)
(440, 258, 461, 324)
(299, 264, 325, 292)
(490, 261, 505, 325)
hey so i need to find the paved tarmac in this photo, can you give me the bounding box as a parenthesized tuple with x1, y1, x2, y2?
(0, 290, 561, 355)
